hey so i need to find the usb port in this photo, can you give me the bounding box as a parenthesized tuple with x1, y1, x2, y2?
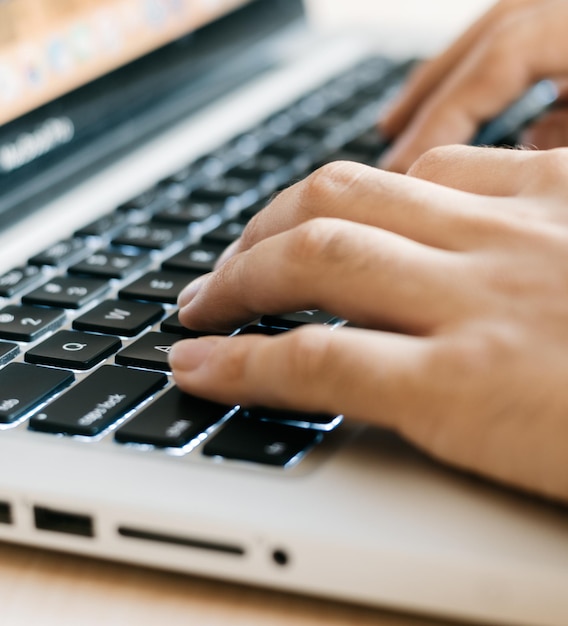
(34, 506, 94, 537)
(0, 501, 12, 524)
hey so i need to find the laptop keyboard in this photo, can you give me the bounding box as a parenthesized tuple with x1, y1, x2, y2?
(0, 55, 410, 469)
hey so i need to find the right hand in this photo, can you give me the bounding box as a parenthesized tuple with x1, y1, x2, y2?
(171, 148, 568, 504)
(379, 0, 568, 172)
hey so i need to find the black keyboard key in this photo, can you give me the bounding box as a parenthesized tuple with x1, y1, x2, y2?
(300, 113, 347, 138)
(229, 129, 270, 157)
(260, 310, 338, 328)
(112, 224, 187, 250)
(0, 363, 74, 424)
(162, 242, 224, 273)
(344, 128, 388, 155)
(69, 250, 150, 279)
(119, 270, 200, 304)
(115, 332, 183, 371)
(153, 201, 221, 226)
(29, 365, 167, 436)
(293, 92, 328, 121)
(190, 178, 253, 204)
(234, 325, 287, 336)
(29, 237, 87, 268)
(191, 155, 225, 179)
(160, 311, 228, 337)
(228, 153, 289, 178)
(0, 341, 19, 365)
(0, 265, 42, 297)
(25, 330, 122, 370)
(73, 300, 163, 337)
(331, 94, 372, 116)
(202, 220, 246, 246)
(315, 150, 373, 168)
(116, 189, 161, 212)
(203, 414, 321, 466)
(22, 276, 109, 309)
(115, 387, 231, 447)
(264, 133, 319, 157)
(0, 305, 65, 342)
(246, 407, 341, 431)
(224, 157, 286, 193)
(75, 212, 128, 238)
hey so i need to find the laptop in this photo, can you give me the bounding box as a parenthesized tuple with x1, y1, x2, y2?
(0, 2, 566, 625)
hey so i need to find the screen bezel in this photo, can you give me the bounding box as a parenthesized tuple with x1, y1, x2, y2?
(0, 0, 305, 226)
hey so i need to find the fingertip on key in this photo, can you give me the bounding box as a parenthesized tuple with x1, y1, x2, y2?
(177, 273, 211, 308)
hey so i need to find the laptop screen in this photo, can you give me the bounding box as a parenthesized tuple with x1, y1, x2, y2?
(0, 0, 252, 127)
(0, 0, 304, 225)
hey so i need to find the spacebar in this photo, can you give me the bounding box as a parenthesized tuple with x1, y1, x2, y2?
(29, 365, 167, 437)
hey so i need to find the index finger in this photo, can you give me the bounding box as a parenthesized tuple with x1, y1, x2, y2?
(380, 0, 568, 173)
(380, 0, 535, 137)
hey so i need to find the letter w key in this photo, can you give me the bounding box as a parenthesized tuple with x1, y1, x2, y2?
(73, 300, 164, 337)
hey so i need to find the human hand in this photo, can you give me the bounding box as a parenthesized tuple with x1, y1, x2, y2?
(170, 148, 568, 504)
(380, 0, 568, 172)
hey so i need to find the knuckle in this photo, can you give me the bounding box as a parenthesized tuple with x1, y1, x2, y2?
(238, 209, 263, 251)
(208, 337, 248, 385)
(281, 327, 338, 406)
(300, 160, 365, 219)
(433, 324, 518, 382)
(407, 145, 465, 181)
(533, 148, 568, 186)
(286, 217, 350, 268)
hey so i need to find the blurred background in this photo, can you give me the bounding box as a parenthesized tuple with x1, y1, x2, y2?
(307, 0, 495, 55)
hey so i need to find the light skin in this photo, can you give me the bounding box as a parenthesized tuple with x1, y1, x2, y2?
(170, 147, 568, 504)
(169, 0, 568, 504)
(380, 0, 568, 172)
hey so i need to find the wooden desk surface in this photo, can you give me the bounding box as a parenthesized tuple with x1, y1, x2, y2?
(0, 543, 456, 626)
(0, 2, 489, 625)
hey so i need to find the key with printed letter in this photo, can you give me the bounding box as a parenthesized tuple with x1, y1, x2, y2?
(115, 332, 183, 371)
(115, 387, 231, 447)
(23, 276, 109, 309)
(0, 363, 74, 424)
(29, 365, 167, 436)
(112, 224, 187, 250)
(69, 250, 150, 280)
(25, 330, 122, 370)
(0, 305, 66, 342)
(162, 242, 225, 273)
(203, 412, 321, 466)
(29, 237, 88, 268)
(73, 300, 163, 337)
(119, 270, 201, 304)
(0, 266, 42, 298)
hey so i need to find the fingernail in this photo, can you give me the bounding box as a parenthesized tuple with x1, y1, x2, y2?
(177, 273, 210, 308)
(169, 336, 221, 371)
(215, 240, 240, 269)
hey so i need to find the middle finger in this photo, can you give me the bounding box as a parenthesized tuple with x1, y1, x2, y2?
(178, 218, 469, 334)
(217, 161, 511, 267)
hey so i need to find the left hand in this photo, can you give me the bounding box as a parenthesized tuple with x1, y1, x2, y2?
(379, 0, 568, 172)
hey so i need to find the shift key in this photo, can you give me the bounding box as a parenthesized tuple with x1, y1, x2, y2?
(29, 365, 167, 436)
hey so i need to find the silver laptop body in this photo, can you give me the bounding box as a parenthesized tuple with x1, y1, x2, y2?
(0, 3, 566, 625)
